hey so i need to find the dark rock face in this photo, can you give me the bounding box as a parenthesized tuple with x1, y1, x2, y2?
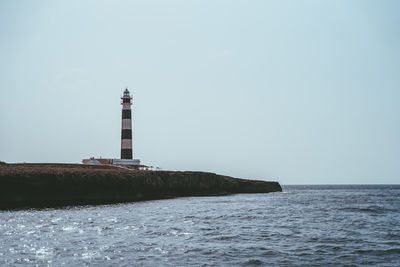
(0, 163, 282, 209)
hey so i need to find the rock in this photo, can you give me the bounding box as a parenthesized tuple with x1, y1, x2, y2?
(0, 163, 282, 209)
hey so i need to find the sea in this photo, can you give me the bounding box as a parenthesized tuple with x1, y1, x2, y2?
(0, 185, 399, 266)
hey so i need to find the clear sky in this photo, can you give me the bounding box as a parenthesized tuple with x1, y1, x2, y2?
(1, 0, 399, 184)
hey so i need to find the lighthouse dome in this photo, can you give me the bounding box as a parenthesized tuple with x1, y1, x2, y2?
(123, 88, 130, 96)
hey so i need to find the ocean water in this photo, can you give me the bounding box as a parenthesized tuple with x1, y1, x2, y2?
(0, 185, 399, 266)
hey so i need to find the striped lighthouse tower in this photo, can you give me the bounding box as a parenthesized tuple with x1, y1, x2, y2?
(121, 88, 133, 159)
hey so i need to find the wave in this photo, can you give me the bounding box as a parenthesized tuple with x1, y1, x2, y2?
(340, 206, 397, 214)
(355, 248, 400, 256)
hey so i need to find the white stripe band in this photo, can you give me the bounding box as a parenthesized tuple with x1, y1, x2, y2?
(121, 139, 132, 149)
(122, 119, 132, 129)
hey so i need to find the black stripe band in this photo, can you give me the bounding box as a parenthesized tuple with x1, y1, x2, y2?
(122, 98, 131, 103)
(121, 149, 132, 159)
(122, 110, 131, 119)
(121, 129, 132, 139)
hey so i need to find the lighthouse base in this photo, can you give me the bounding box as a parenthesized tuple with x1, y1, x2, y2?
(111, 159, 140, 166)
(82, 158, 141, 168)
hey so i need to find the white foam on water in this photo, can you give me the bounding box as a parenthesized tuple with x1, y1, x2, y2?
(51, 217, 61, 223)
(104, 217, 118, 223)
(154, 247, 168, 254)
(62, 226, 76, 232)
(35, 247, 53, 259)
(82, 251, 98, 259)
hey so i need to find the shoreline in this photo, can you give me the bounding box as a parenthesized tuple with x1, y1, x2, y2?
(0, 163, 282, 210)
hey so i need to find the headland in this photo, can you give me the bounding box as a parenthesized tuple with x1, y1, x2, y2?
(0, 163, 282, 210)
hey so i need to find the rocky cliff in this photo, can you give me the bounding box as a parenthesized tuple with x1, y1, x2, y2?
(0, 163, 282, 209)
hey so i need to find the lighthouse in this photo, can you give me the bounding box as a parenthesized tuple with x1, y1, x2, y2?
(82, 88, 141, 168)
(121, 88, 133, 159)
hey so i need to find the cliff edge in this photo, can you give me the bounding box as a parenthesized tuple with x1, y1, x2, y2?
(0, 163, 282, 209)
